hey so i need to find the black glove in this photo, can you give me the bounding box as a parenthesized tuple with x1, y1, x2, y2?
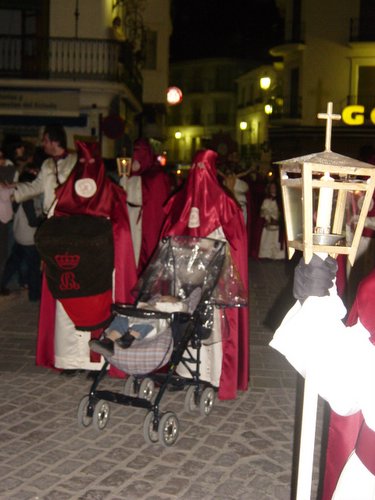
(293, 254, 338, 303)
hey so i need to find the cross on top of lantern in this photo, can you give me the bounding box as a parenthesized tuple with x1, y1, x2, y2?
(276, 102, 375, 265)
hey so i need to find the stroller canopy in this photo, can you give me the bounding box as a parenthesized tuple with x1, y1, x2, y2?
(133, 235, 247, 308)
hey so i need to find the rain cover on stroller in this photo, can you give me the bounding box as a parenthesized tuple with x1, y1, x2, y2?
(134, 235, 247, 307)
(109, 235, 247, 375)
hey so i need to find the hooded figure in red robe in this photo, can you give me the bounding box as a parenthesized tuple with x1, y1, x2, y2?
(119, 138, 171, 275)
(161, 149, 249, 400)
(35, 141, 137, 371)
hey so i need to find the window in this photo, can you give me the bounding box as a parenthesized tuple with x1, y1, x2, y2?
(143, 29, 157, 70)
(359, 0, 375, 40)
(291, 0, 302, 41)
(290, 67, 300, 118)
(249, 82, 254, 104)
(358, 66, 375, 108)
(191, 100, 202, 124)
(215, 66, 233, 91)
(0, 1, 49, 76)
(214, 99, 231, 123)
(240, 86, 246, 106)
(190, 68, 203, 92)
(0, 9, 21, 35)
(167, 106, 182, 126)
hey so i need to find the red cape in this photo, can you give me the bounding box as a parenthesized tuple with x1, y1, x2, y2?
(322, 268, 375, 499)
(36, 141, 137, 370)
(161, 149, 249, 400)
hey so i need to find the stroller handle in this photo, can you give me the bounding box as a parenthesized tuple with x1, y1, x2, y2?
(112, 303, 172, 320)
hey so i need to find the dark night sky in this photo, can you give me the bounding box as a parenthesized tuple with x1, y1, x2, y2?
(170, 0, 284, 63)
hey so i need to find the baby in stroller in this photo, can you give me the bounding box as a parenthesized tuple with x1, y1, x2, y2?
(89, 289, 202, 358)
(77, 236, 247, 446)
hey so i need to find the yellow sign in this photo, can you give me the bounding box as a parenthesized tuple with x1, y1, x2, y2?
(342, 105, 375, 126)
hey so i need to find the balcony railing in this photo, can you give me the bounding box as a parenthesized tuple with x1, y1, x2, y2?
(0, 35, 142, 101)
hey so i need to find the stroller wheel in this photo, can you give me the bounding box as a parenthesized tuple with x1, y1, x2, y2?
(184, 385, 198, 413)
(77, 396, 93, 428)
(143, 411, 159, 445)
(158, 411, 179, 447)
(123, 375, 137, 397)
(93, 400, 110, 431)
(139, 378, 155, 401)
(199, 387, 215, 417)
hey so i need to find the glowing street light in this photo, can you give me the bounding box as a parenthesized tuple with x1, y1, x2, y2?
(167, 86, 183, 105)
(174, 131, 182, 139)
(260, 76, 271, 90)
(264, 104, 273, 115)
(239, 121, 248, 130)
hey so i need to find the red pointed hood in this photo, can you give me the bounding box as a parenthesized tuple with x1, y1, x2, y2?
(54, 140, 112, 218)
(162, 149, 240, 237)
(131, 137, 155, 175)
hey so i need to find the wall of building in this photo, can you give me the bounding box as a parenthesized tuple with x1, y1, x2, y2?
(166, 58, 252, 163)
(301, 0, 358, 124)
(50, 0, 112, 39)
(268, 0, 375, 162)
(142, 0, 171, 105)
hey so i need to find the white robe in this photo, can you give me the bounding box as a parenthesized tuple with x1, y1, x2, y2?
(258, 198, 285, 259)
(270, 288, 375, 499)
(16, 153, 105, 371)
(14, 154, 77, 214)
(119, 173, 142, 266)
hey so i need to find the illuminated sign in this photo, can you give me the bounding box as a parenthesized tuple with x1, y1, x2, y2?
(342, 105, 375, 126)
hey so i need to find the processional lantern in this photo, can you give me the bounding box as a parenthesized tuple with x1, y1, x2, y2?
(276, 102, 375, 500)
(277, 102, 375, 265)
(116, 156, 132, 177)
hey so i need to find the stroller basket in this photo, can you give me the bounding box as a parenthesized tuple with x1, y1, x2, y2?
(77, 235, 247, 446)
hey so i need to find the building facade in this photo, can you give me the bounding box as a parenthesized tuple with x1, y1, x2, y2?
(166, 58, 254, 165)
(236, 63, 283, 170)
(269, 0, 375, 161)
(0, 0, 171, 157)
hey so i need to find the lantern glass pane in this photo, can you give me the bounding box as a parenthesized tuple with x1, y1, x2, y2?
(345, 189, 366, 246)
(285, 185, 303, 240)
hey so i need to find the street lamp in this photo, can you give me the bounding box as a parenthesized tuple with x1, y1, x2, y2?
(260, 76, 271, 90)
(167, 86, 183, 106)
(174, 131, 182, 139)
(264, 104, 273, 115)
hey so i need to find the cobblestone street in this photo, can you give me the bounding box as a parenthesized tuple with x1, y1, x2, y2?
(0, 258, 326, 500)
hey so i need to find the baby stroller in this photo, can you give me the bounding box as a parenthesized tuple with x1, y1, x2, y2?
(77, 235, 247, 446)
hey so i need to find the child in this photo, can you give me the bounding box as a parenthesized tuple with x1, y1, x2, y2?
(89, 290, 201, 357)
